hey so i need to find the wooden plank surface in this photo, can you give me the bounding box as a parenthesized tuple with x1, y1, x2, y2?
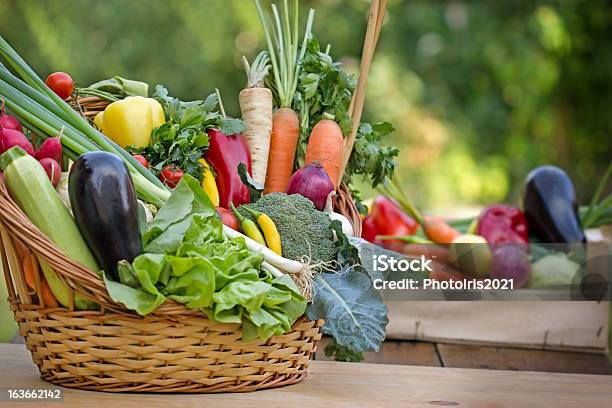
(316, 339, 611, 374)
(1, 344, 610, 408)
(386, 301, 609, 351)
(437, 344, 612, 375)
(316, 337, 441, 366)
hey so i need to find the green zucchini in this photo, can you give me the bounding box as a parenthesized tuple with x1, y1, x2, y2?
(0, 147, 98, 310)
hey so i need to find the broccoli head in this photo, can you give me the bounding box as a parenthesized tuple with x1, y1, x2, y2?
(240, 193, 337, 264)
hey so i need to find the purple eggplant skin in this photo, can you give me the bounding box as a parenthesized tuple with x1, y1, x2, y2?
(523, 165, 586, 244)
(69, 152, 142, 280)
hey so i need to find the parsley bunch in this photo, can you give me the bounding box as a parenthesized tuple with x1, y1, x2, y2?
(292, 37, 355, 168)
(129, 85, 244, 181)
(291, 36, 398, 203)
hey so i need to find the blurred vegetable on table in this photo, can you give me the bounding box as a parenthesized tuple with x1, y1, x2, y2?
(449, 234, 492, 278)
(523, 165, 586, 244)
(477, 204, 529, 248)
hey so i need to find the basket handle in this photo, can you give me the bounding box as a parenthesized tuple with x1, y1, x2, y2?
(338, 0, 387, 183)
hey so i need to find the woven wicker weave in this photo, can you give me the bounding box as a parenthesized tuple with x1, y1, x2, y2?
(67, 95, 112, 123)
(9, 302, 322, 392)
(0, 179, 323, 392)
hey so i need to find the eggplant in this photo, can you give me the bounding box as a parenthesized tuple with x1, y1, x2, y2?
(523, 165, 585, 244)
(69, 152, 142, 280)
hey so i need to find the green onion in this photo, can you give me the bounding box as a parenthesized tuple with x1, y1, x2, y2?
(0, 35, 167, 192)
(254, 0, 314, 107)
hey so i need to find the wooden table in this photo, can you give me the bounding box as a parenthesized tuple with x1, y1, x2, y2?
(1, 344, 610, 408)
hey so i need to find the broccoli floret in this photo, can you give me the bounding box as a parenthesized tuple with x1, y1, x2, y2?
(240, 193, 337, 264)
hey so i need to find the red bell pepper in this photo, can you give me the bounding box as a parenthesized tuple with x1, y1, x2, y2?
(366, 196, 419, 250)
(477, 204, 529, 249)
(205, 129, 252, 209)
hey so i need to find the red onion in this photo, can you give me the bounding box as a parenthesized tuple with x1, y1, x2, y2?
(285, 162, 334, 211)
(0, 99, 21, 131)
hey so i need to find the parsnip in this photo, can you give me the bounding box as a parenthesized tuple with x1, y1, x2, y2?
(239, 52, 273, 185)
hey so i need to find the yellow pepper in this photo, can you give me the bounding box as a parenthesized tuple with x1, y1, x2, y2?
(94, 96, 164, 148)
(230, 204, 267, 246)
(243, 207, 283, 256)
(199, 158, 220, 206)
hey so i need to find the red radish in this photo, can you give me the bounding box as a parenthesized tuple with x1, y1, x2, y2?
(35, 137, 62, 163)
(39, 158, 61, 187)
(133, 154, 149, 168)
(0, 99, 21, 131)
(160, 165, 183, 188)
(45, 72, 74, 100)
(0, 129, 34, 156)
(216, 206, 239, 230)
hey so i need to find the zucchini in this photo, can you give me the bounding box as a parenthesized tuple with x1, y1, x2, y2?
(0, 146, 98, 309)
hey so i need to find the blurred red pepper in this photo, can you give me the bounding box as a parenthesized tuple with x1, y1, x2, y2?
(362, 215, 382, 246)
(205, 129, 252, 209)
(477, 205, 529, 249)
(365, 196, 419, 251)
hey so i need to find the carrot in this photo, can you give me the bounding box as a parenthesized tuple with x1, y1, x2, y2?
(305, 119, 345, 190)
(402, 243, 451, 264)
(264, 108, 300, 193)
(14, 241, 35, 289)
(254, 0, 315, 193)
(423, 216, 461, 244)
(428, 260, 464, 281)
(240, 52, 273, 185)
(14, 241, 58, 307)
(39, 277, 59, 308)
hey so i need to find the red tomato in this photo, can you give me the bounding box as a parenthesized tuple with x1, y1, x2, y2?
(132, 154, 149, 169)
(159, 165, 183, 188)
(45, 72, 74, 100)
(216, 207, 239, 230)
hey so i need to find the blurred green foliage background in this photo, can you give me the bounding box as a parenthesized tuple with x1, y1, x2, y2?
(0, 0, 610, 211)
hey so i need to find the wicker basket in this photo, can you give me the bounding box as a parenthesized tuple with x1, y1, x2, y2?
(67, 95, 112, 124)
(0, 1, 388, 392)
(0, 179, 323, 393)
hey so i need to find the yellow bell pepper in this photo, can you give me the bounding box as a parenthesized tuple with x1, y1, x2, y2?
(199, 158, 220, 206)
(94, 96, 164, 148)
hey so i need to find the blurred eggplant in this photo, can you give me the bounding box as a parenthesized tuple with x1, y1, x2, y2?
(523, 165, 585, 243)
(69, 152, 143, 280)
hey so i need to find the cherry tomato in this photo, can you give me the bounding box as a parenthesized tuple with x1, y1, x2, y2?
(45, 72, 74, 100)
(216, 206, 239, 231)
(132, 154, 149, 169)
(159, 165, 183, 188)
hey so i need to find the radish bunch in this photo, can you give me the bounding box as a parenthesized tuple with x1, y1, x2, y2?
(0, 102, 62, 187)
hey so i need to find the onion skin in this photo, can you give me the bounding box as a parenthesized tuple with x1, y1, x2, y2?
(285, 163, 334, 211)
